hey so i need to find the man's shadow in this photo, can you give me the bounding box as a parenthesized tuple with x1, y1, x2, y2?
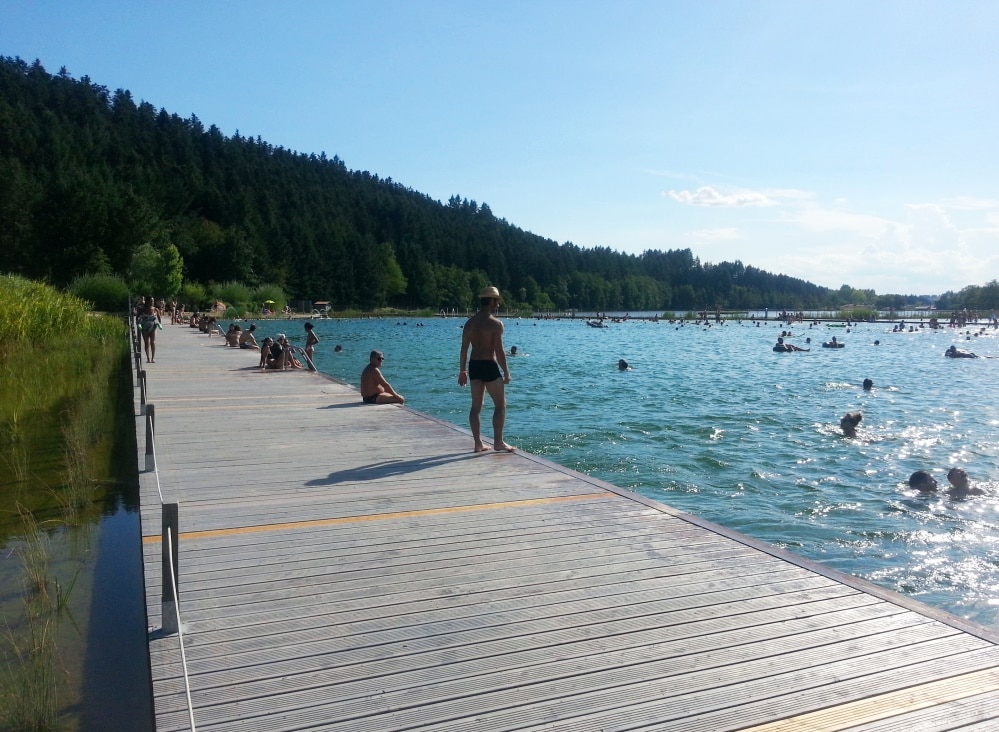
(307, 452, 478, 486)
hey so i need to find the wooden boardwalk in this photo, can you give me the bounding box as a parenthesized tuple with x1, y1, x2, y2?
(136, 322, 999, 731)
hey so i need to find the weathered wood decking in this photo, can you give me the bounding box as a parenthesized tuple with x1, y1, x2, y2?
(136, 322, 999, 731)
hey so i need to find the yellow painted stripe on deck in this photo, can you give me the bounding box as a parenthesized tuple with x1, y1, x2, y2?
(741, 667, 999, 731)
(142, 492, 609, 543)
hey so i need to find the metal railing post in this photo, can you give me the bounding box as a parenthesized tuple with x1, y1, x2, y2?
(161, 502, 179, 635)
(139, 369, 147, 413)
(145, 404, 156, 472)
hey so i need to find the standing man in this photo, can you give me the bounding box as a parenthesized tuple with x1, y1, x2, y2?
(360, 351, 405, 404)
(458, 286, 514, 452)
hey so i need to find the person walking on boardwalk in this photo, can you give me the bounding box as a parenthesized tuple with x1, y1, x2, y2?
(458, 286, 514, 452)
(138, 297, 160, 363)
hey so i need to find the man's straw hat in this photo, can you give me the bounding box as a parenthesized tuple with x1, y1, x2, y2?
(479, 286, 502, 300)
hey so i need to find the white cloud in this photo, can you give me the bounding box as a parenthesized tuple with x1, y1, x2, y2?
(937, 196, 999, 212)
(658, 177, 999, 293)
(781, 207, 903, 240)
(667, 186, 777, 207)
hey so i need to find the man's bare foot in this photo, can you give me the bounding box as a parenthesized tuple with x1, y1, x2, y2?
(474, 443, 489, 453)
(494, 442, 516, 453)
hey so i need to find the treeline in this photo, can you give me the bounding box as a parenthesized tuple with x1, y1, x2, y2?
(936, 281, 999, 313)
(1, 56, 978, 311)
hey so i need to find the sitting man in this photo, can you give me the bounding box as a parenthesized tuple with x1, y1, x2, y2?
(239, 323, 259, 349)
(360, 350, 405, 404)
(225, 324, 241, 347)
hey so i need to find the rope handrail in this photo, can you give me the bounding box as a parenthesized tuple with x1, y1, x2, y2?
(165, 526, 197, 732)
(149, 417, 165, 505)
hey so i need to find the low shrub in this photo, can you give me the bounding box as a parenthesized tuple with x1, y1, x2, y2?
(69, 273, 131, 312)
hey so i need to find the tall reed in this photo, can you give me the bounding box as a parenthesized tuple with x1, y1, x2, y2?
(0, 276, 129, 730)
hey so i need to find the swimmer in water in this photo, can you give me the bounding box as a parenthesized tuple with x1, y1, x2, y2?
(945, 345, 978, 358)
(908, 470, 938, 493)
(946, 467, 984, 496)
(618, 359, 631, 371)
(839, 411, 862, 437)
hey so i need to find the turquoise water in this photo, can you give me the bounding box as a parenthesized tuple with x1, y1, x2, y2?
(280, 316, 999, 629)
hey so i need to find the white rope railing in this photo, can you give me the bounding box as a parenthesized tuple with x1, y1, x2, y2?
(165, 526, 197, 732)
(148, 417, 165, 505)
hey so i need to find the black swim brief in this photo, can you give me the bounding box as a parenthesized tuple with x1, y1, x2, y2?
(468, 359, 502, 383)
(362, 393, 379, 404)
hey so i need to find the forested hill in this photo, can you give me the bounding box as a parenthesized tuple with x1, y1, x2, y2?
(1, 56, 842, 311)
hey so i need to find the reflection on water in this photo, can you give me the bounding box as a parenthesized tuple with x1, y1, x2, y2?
(292, 315, 999, 629)
(79, 505, 153, 731)
(0, 344, 152, 731)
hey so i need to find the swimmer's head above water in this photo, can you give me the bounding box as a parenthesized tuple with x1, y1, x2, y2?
(839, 411, 862, 437)
(908, 470, 938, 493)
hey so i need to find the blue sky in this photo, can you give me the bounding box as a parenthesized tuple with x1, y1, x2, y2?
(3, 0, 998, 295)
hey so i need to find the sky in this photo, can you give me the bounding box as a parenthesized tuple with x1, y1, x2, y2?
(3, 0, 998, 296)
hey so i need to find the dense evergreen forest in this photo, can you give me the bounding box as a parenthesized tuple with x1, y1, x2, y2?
(1, 56, 985, 312)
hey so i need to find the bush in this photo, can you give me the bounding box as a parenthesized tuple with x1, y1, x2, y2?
(210, 281, 253, 312)
(68, 274, 130, 312)
(1, 275, 92, 343)
(252, 285, 288, 313)
(840, 307, 877, 321)
(178, 282, 207, 310)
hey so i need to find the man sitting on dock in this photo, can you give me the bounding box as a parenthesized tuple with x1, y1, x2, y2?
(239, 323, 259, 349)
(360, 351, 405, 404)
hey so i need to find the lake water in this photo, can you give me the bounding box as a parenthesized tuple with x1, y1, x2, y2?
(278, 315, 999, 630)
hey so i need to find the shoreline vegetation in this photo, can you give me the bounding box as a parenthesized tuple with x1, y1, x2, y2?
(0, 275, 130, 731)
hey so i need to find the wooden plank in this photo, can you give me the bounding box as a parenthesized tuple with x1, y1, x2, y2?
(137, 323, 999, 731)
